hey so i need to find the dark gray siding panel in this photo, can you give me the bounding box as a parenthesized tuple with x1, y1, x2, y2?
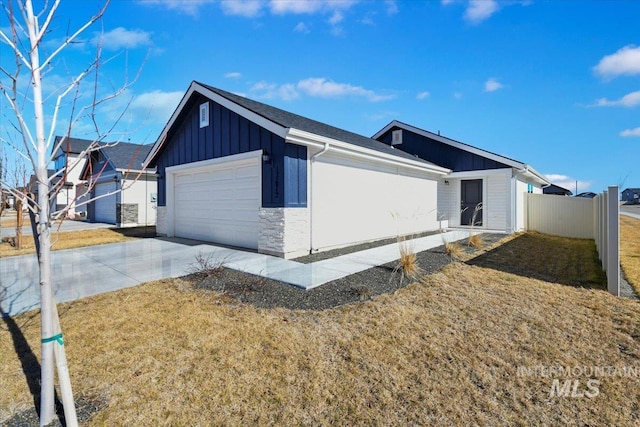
(284, 144, 307, 207)
(377, 128, 510, 172)
(155, 94, 307, 208)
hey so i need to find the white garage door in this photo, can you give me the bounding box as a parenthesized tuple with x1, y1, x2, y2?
(172, 156, 261, 249)
(94, 182, 116, 224)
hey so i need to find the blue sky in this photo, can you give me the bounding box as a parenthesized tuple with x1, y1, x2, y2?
(1, 0, 639, 193)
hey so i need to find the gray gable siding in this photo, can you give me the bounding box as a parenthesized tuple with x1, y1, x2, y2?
(154, 93, 307, 208)
(376, 127, 511, 172)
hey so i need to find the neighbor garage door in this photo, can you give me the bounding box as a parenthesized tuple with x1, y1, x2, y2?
(171, 156, 261, 249)
(94, 181, 116, 224)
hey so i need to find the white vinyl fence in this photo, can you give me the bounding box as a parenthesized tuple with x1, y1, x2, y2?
(525, 186, 620, 296)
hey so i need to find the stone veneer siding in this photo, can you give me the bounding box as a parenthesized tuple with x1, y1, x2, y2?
(117, 203, 138, 226)
(156, 206, 167, 236)
(259, 207, 310, 259)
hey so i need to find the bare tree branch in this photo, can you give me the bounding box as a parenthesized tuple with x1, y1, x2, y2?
(38, 0, 110, 71)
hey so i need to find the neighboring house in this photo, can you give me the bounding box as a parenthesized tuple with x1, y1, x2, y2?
(575, 192, 597, 199)
(621, 188, 640, 204)
(51, 137, 91, 217)
(81, 141, 157, 227)
(373, 121, 551, 233)
(144, 82, 450, 258)
(543, 184, 572, 196)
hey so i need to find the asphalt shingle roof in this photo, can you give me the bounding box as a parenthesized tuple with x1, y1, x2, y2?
(101, 142, 152, 170)
(197, 82, 444, 168)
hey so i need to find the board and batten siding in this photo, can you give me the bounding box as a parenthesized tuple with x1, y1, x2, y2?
(377, 128, 511, 172)
(154, 94, 307, 209)
(311, 151, 439, 250)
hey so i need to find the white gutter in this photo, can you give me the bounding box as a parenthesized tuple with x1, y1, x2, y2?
(309, 143, 330, 252)
(517, 165, 550, 186)
(286, 128, 450, 176)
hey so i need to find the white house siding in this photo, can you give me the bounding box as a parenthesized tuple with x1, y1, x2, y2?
(515, 177, 543, 232)
(437, 179, 460, 228)
(120, 175, 157, 226)
(311, 151, 439, 251)
(486, 172, 510, 231)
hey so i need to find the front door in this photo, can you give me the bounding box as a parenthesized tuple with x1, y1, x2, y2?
(461, 179, 483, 226)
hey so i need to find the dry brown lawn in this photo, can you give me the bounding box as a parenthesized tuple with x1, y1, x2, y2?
(1, 233, 639, 425)
(0, 227, 155, 258)
(621, 215, 640, 295)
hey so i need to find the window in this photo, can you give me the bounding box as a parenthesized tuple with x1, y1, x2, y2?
(199, 102, 210, 128)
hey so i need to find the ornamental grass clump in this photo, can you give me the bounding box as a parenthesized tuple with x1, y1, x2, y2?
(394, 237, 425, 285)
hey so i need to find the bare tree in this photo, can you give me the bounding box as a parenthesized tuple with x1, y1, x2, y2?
(0, 1, 145, 425)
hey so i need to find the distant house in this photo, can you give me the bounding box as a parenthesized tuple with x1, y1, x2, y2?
(80, 141, 157, 227)
(575, 192, 597, 198)
(51, 137, 91, 217)
(373, 121, 551, 233)
(621, 188, 640, 204)
(543, 184, 572, 196)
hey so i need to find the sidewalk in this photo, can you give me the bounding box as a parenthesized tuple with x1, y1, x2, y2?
(0, 230, 469, 317)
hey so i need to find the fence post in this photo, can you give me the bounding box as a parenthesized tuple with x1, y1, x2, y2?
(602, 190, 608, 270)
(607, 185, 620, 296)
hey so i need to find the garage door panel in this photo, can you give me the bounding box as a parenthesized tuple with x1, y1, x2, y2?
(171, 156, 260, 249)
(94, 182, 116, 224)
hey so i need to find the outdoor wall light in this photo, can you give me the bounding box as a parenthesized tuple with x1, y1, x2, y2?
(113, 175, 120, 183)
(262, 151, 271, 163)
(444, 180, 450, 185)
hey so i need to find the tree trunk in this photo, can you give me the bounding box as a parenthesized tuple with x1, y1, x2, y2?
(15, 197, 23, 249)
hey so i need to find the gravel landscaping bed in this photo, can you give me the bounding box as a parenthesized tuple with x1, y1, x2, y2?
(187, 233, 506, 311)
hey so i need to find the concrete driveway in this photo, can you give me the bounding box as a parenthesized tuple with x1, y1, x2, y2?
(0, 231, 469, 317)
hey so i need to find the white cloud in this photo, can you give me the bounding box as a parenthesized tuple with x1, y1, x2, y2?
(269, 0, 358, 14)
(416, 91, 430, 99)
(454, 91, 463, 99)
(545, 174, 592, 193)
(250, 77, 394, 102)
(591, 90, 640, 107)
(594, 45, 640, 79)
(294, 22, 310, 33)
(224, 72, 242, 79)
(620, 127, 640, 137)
(484, 77, 504, 92)
(250, 81, 299, 101)
(127, 90, 183, 124)
(441, 0, 455, 5)
(297, 77, 394, 101)
(220, 0, 263, 17)
(328, 10, 344, 25)
(385, 0, 398, 15)
(138, 0, 214, 16)
(464, 0, 499, 24)
(93, 27, 152, 50)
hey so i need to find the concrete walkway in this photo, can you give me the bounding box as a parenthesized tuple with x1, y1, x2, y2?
(0, 230, 469, 317)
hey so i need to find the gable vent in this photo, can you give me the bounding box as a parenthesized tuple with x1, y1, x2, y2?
(199, 102, 210, 128)
(391, 129, 403, 145)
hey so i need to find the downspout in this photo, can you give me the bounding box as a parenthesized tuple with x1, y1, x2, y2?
(309, 143, 330, 252)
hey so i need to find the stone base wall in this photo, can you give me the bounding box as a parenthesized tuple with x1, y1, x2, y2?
(156, 206, 167, 236)
(259, 207, 310, 258)
(117, 203, 138, 226)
